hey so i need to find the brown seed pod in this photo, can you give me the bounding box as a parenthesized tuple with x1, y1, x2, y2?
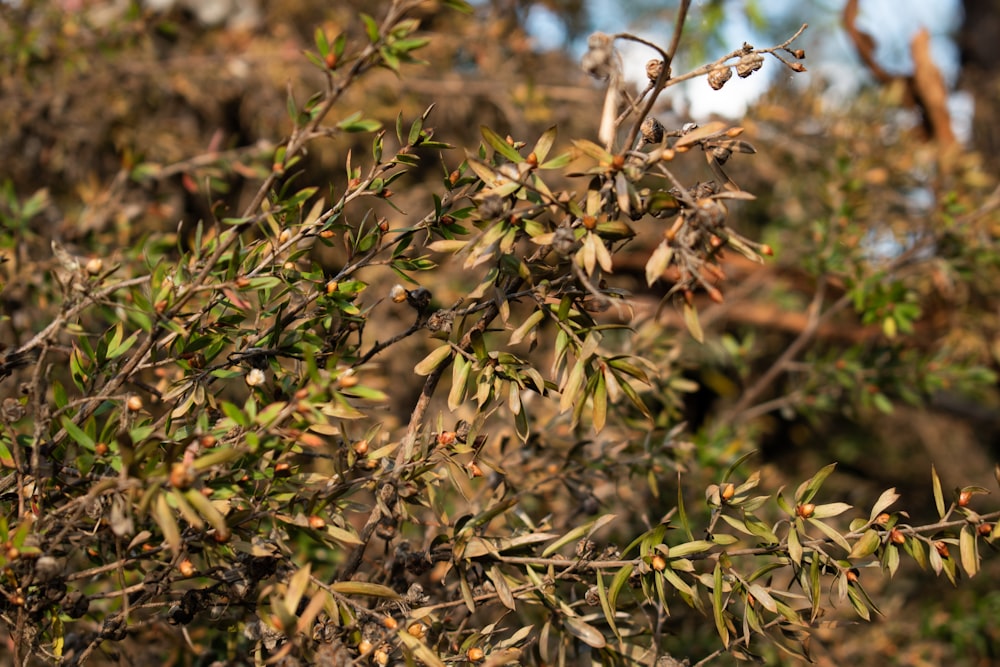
(958, 490, 973, 507)
(796, 503, 815, 519)
(467, 647, 485, 662)
(736, 52, 765, 78)
(126, 395, 143, 412)
(889, 528, 905, 545)
(934, 540, 950, 558)
(977, 522, 993, 537)
(645, 58, 666, 82)
(708, 66, 733, 90)
(845, 568, 860, 583)
(639, 117, 665, 147)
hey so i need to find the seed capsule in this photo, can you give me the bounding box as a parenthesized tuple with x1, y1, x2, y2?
(708, 66, 733, 90)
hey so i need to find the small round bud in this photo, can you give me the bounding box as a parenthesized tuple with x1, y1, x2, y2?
(273, 461, 292, 478)
(199, 435, 217, 448)
(467, 647, 485, 662)
(934, 540, 950, 558)
(126, 395, 143, 412)
(85, 257, 103, 275)
(382, 616, 398, 630)
(436, 431, 456, 447)
(353, 440, 369, 456)
(326, 280, 338, 295)
(169, 462, 194, 489)
(320, 229, 335, 238)
(720, 483, 735, 501)
(278, 229, 291, 244)
(358, 639, 373, 655)
(390, 284, 407, 303)
(845, 568, 860, 583)
(308, 515, 326, 530)
(651, 554, 667, 571)
(889, 528, 905, 544)
(374, 649, 389, 666)
(467, 461, 484, 478)
(178, 559, 195, 577)
(235, 276, 251, 288)
(407, 623, 425, 639)
(95, 442, 108, 456)
(958, 490, 973, 507)
(796, 503, 815, 519)
(977, 522, 993, 537)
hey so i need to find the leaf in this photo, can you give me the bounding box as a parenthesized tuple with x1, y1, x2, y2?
(509, 309, 545, 346)
(153, 491, 182, 555)
(414, 344, 453, 375)
(811, 502, 852, 519)
(487, 565, 516, 610)
(645, 243, 673, 286)
(360, 13, 379, 43)
(959, 526, 978, 578)
(787, 525, 802, 566)
(869, 488, 900, 523)
(931, 465, 945, 519)
(398, 631, 447, 667)
(594, 572, 623, 645)
(848, 529, 881, 560)
(448, 355, 471, 410)
(542, 514, 616, 557)
(563, 616, 606, 649)
(712, 562, 729, 647)
(746, 583, 778, 613)
(807, 517, 851, 553)
(480, 126, 523, 163)
(668, 540, 714, 558)
(683, 302, 704, 343)
(797, 463, 837, 504)
(532, 126, 557, 163)
(329, 582, 400, 598)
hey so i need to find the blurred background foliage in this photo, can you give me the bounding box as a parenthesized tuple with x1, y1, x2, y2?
(1, 0, 999, 665)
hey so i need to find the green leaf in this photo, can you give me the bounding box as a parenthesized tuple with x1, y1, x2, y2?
(329, 581, 401, 598)
(931, 465, 946, 519)
(414, 344, 453, 376)
(480, 125, 523, 163)
(360, 13, 380, 43)
(337, 111, 383, 133)
(314, 28, 330, 56)
(797, 463, 837, 504)
(787, 525, 802, 566)
(712, 562, 729, 647)
(848, 529, 881, 560)
(532, 126, 557, 163)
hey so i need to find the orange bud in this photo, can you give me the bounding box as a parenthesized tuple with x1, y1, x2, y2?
(796, 503, 815, 519)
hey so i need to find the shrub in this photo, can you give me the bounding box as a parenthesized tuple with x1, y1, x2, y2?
(1, 1, 998, 665)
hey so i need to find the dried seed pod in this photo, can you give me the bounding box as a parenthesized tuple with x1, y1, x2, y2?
(645, 58, 666, 82)
(639, 117, 665, 147)
(736, 52, 765, 78)
(708, 66, 733, 90)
